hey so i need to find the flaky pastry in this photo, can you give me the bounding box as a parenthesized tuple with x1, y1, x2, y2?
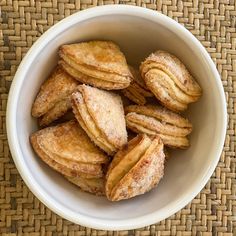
(105, 134, 165, 201)
(59, 41, 132, 90)
(32, 66, 79, 126)
(71, 85, 128, 155)
(140, 50, 202, 111)
(30, 120, 109, 178)
(125, 105, 192, 149)
(65, 176, 105, 196)
(122, 66, 153, 105)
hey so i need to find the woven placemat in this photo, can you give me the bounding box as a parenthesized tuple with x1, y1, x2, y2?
(0, 1, 235, 235)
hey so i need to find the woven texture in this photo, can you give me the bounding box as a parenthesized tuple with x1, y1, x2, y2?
(0, 1, 236, 235)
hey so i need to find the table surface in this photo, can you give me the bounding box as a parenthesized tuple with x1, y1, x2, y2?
(0, 1, 235, 235)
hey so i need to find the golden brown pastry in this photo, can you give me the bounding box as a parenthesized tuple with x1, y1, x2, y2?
(105, 134, 165, 201)
(30, 120, 109, 179)
(140, 50, 202, 112)
(122, 66, 153, 105)
(38, 98, 71, 127)
(71, 84, 128, 155)
(59, 41, 132, 90)
(125, 105, 192, 149)
(65, 176, 105, 196)
(32, 66, 79, 126)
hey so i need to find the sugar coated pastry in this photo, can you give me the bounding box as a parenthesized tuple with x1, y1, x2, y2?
(30, 120, 109, 179)
(32, 66, 79, 126)
(30, 40, 202, 199)
(125, 105, 192, 149)
(122, 66, 153, 105)
(105, 134, 165, 201)
(65, 176, 105, 196)
(59, 41, 132, 90)
(140, 50, 202, 112)
(71, 85, 128, 155)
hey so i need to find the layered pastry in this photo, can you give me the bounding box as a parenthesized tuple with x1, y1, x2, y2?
(125, 105, 192, 149)
(65, 176, 105, 196)
(30, 120, 109, 179)
(31, 66, 79, 127)
(140, 50, 202, 112)
(71, 85, 128, 155)
(30, 40, 203, 199)
(122, 66, 153, 105)
(59, 41, 132, 90)
(105, 134, 165, 201)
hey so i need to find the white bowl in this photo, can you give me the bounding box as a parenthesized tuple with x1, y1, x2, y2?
(6, 5, 227, 230)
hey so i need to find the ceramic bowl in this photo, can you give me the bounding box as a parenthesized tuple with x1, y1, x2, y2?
(6, 5, 227, 230)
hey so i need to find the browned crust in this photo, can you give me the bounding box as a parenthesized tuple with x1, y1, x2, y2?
(59, 41, 132, 77)
(79, 85, 128, 149)
(65, 176, 105, 196)
(105, 134, 151, 197)
(59, 60, 129, 90)
(107, 136, 165, 201)
(125, 119, 189, 149)
(126, 112, 192, 137)
(125, 105, 192, 128)
(145, 72, 187, 112)
(60, 54, 131, 85)
(131, 82, 153, 97)
(71, 91, 116, 155)
(122, 66, 154, 105)
(129, 66, 152, 93)
(39, 98, 71, 127)
(46, 152, 103, 176)
(140, 50, 202, 96)
(32, 65, 79, 118)
(106, 135, 143, 178)
(31, 120, 108, 164)
(146, 69, 199, 103)
(122, 88, 147, 105)
(30, 132, 103, 178)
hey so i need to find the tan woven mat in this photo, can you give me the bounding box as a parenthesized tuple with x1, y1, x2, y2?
(0, 1, 236, 235)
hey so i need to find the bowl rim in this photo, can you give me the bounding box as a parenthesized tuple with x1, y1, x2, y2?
(6, 5, 227, 230)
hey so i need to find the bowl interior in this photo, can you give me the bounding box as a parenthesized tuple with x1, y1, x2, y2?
(14, 11, 225, 227)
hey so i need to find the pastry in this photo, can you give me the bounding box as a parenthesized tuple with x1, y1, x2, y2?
(71, 85, 128, 155)
(32, 66, 79, 126)
(59, 41, 132, 90)
(140, 50, 202, 111)
(30, 120, 109, 178)
(59, 60, 126, 90)
(38, 98, 71, 127)
(105, 134, 165, 201)
(65, 176, 105, 196)
(122, 66, 153, 105)
(29, 40, 202, 199)
(125, 105, 192, 149)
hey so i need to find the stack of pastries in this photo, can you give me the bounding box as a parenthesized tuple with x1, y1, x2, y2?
(30, 40, 201, 201)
